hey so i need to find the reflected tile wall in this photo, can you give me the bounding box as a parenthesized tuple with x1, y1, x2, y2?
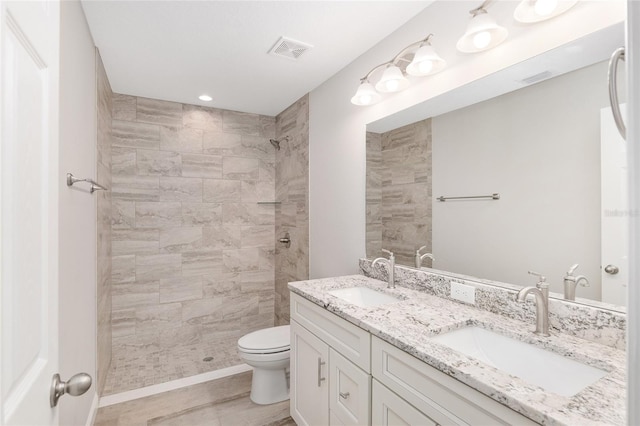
(366, 119, 432, 266)
(275, 95, 309, 325)
(107, 94, 276, 394)
(96, 49, 113, 395)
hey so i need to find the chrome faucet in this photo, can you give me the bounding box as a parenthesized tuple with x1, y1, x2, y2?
(516, 271, 550, 336)
(415, 246, 435, 269)
(372, 249, 395, 288)
(563, 263, 589, 301)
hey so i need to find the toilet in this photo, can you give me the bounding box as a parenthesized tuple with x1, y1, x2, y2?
(238, 325, 290, 405)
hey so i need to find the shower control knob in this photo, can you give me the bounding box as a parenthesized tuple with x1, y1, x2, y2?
(278, 232, 291, 248)
(50, 373, 92, 407)
(604, 264, 619, 275)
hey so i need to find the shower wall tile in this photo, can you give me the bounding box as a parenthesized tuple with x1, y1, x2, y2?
(108, 95, 277, 395)
(137, 150, 182, 176)
(274, 94, 309, 326)
(222, 157, 259, 180)
(113, 120, 160, 150)
(181, 203, 223, 226)
(181, 153, 222, 178)
(202, 179, 241, 203)
(135, 202, 182, 228)
(137, 97, 183, 127)
(160, 126, 204, 153)
(96, 50, 113, 395)
(159, 177, 203, 202)
(183, 104, 222, 132)
(222, 110, 261, 136)
(112, 147, 137, 175)
(113, 93, 136, 121)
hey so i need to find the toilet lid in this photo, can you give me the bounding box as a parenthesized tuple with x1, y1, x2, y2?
(238, 325, 290, 354)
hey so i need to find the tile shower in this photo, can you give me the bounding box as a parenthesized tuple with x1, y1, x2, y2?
(366, 118, 432, 266)
(101, 87, 309, 394)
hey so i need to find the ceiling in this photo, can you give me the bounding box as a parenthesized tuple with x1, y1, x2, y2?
(81, 1, 432, 116)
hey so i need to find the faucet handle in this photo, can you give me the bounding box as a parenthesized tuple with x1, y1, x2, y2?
(417, 245, 428, 254)
(527, 271, 548, 288)
(567, 263, 579, 276)
(381, 249, 394, 259)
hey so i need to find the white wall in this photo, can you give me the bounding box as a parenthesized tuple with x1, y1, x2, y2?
(432, 61, 608, 298)
(59, 1, 97, 424)
(308, 0, 625, 279)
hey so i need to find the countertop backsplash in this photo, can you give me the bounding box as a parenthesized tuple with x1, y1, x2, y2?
(359, 258, 626, 350)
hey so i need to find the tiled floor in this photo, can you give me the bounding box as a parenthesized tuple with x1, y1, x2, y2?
(103, 336, 242, 395)
(95, 371, 295, 426)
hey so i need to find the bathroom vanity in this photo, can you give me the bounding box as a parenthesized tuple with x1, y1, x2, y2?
(289, 271, 626, 425)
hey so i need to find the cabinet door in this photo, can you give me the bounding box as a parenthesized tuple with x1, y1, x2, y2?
(291, 320, 329, 426)
(372, 379, 437, 426)
(329, 348, 371, 425)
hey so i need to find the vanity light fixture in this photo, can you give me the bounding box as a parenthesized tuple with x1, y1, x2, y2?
(456, 1, 508, 53)
(350, 34, 445, 106)
(198, 94, 213, 101)
(514, 0, 579, 23)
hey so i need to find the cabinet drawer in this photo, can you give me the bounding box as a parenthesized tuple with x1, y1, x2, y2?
(372, 336, 538, 426)
(291, 293, 371, 372)
(372, 379, 437, 426)
(329, 348, 371, 426)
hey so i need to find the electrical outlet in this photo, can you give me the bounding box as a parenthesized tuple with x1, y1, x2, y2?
(450, 282, 475, 305)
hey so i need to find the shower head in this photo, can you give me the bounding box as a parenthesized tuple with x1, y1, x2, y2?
(269, 136, 290, 151)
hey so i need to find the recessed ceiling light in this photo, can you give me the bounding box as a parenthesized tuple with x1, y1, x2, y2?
(199, 94, 212, 102)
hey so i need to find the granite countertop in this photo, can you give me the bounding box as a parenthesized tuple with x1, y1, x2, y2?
(288, 275, 626, 426)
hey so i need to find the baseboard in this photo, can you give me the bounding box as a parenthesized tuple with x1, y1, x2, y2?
(98, 363, 252, 408)
(86, 391, 99, 426)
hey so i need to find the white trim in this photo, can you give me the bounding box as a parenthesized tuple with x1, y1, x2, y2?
(98, 364, 252, 408)
(85, 391, 99, 426)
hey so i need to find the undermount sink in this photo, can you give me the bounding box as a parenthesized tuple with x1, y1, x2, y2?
(328, 287, 401, 308)
(430, 327, 607, 397)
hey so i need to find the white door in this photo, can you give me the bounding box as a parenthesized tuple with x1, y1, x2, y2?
(601, 105, 628, 305)
(291, 320, 329, 426)
(1, 1, 61, 425)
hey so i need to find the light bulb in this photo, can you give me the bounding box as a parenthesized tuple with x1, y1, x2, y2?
(350, 81, 381, 106)
(416, 60, 434, 75)
(473, 31, 492, 49)
(534, 0, 558, 16)
(375, 65, 409, 93)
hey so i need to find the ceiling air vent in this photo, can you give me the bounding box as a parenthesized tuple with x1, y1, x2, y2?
(520, 70, 554, 85)
(269, 36, 313, 60)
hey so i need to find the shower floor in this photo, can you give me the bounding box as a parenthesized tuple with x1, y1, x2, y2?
(103, 335, 243, 395)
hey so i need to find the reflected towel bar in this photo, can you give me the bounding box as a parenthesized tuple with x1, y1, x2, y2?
(437, 193, 500, 202)
(66, 173, 108, 194)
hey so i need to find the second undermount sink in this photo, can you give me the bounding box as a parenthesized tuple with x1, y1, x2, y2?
(431, 327, 607, 397)
(328, 287, 401, 308)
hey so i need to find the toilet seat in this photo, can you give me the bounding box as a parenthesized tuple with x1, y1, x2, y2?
(238, 325, 290, 354)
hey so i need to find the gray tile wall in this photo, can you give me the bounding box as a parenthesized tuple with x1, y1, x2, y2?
(366, 119, 432, 266)
(274, 95, 309, 325)
(106, 94, 277, 394)
(96, 49, 113, 395)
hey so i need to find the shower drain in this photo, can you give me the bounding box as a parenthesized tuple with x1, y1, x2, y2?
(203, 356, 213, 362)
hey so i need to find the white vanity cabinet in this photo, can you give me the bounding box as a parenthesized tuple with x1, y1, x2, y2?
(290, 292, 538, 426)
(290, 294, 371, 426)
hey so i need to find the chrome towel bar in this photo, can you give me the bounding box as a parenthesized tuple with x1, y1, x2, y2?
(437, 193, 500, 202)
(66, 173, 108, 194)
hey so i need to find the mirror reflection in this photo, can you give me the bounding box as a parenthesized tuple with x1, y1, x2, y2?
(366, 25, 627, 311)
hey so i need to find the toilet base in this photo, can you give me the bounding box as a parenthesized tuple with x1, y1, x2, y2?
(250, 367, 290, 405)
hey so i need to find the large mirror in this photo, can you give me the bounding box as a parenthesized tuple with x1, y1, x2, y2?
(366, 23, 627, 312)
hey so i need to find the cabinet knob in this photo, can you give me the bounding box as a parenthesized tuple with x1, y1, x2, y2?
(339, 391, 350, 399)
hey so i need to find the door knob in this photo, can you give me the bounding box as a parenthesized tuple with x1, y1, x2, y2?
(604, 264, 619, 275)
(50, 373, 92, 407)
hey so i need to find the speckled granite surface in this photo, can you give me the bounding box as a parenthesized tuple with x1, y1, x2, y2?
(289, 275, 626, 426)
(360, 259, 627, 350)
